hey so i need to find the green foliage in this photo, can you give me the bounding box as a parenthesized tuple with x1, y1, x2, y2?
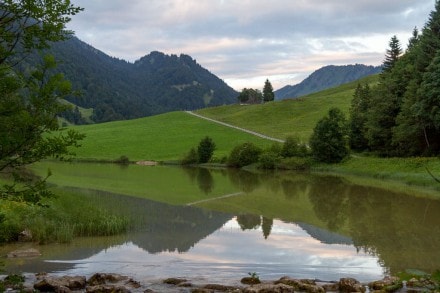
(0, 0, 83, 66)
(228, 142, 262, 168)
(0, 58, 85, 204)
(278, 157, 312, 171)
(258, 151, 280, 169)
(281, 136, 309, 157)
(364, 3, 440, 156)
(115, 155, 130, 165)
(263, 79, 274, 102)
(349, 83, 371, 151)
(310, 108, 349, 163)
(0, 274, 25, 291)
(0, 0, 84, 205)
(237, 88, 263, 104)
(181, 147, 198, 165)
(23, 42, 238, 123)
(383, 35, 402, 72)
(197, 136, 216, 163)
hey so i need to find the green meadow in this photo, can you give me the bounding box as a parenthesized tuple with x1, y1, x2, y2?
(196, 75, 379, 142)
(69, 111, 275, 162)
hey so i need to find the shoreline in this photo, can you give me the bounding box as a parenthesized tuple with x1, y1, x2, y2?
(1, 272, 439, 292)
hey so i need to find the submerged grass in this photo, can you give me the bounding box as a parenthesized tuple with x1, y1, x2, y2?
(0, 188, 130, 244)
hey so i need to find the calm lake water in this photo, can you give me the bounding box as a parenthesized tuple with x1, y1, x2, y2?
(2, 162, 440, 285)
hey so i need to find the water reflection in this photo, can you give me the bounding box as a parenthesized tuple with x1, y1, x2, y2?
(3, 163, 440, 281)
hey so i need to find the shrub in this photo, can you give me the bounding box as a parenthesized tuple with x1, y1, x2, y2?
(310, 107, 349, 163)
(258, 151, 280, 169)
(228, 142, 262, 168)
(115, 155, 130, 165)
(281, 136, 309, 157)
(181, 147, 198, 165)
(197, 136, 216, 163)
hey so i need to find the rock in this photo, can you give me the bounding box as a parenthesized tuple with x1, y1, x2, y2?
(275, 277, 324, 293)
(33, 276, 86, 292)
(86, 284, 130, 293)
(241, 277, 261, 285)
(203, 283, 240, 291)
(338, 278, 365, 293)
(7, 248, 41, 258)
(243, 283, 295, 292)
(368, 276, 402, 292)
(321, 282, 340, 292)
(163, 277, 188, 285)
(87, 273, 128, 286)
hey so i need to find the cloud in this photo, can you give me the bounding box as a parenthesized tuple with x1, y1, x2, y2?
(67, 0, 435, 90)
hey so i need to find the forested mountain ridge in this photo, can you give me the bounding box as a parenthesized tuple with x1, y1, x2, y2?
(27, 37, 238, 123)
(275, 64, 382, 100)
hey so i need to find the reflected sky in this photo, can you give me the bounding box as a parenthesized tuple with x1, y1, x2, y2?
(46, 218, 384, 284)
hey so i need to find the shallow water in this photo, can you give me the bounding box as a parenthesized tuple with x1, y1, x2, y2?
(2, 163, 440, 284)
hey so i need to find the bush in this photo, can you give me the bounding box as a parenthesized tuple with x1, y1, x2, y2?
(115, 155, 130, 165)
(281, 136, 309, 157)
(197, 136, 216, 163)
(310, 107, 349, 163)
(228, 142, 262, 168)
(258, 151, 280, 169)
(181, 147, 198, 165)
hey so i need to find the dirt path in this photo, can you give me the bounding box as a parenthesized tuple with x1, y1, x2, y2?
(185, 111, 285, 143)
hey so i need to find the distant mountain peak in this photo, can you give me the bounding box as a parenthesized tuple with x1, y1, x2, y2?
(275, 64, 382, 100)
(31, 37, 237, 123)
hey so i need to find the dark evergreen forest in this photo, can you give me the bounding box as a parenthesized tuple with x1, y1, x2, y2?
(21, 37, 238, 123)
(349, 1, 440, 156)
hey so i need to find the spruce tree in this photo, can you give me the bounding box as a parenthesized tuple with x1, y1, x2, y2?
(383, 36, 402, 73)
(262, 79, 275, 102)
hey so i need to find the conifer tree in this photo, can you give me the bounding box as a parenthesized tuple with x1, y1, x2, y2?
(263, 79, 275, 102)
(382, 36, 402, 73)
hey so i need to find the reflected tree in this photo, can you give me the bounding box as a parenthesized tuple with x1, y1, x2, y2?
(228, 169, 261, 193)
(308, 176, 349, 230)
(262, 217, 273, 239)
(197, 168, 214, 195)
(237, 214, 261, 230)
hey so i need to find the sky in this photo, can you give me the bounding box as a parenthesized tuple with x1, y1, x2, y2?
(67, 0, 436, 91)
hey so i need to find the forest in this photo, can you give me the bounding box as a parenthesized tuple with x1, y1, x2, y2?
(349, 1, 440, 157)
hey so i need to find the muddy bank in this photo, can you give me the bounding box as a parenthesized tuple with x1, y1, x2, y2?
(1, 272, 439, 293)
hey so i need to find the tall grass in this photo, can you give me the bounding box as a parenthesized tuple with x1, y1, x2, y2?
(0, 188, 130, 244)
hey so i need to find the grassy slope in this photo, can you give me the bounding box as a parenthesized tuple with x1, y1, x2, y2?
(70, 111, 274, 161)
(196, 75, 378, 142)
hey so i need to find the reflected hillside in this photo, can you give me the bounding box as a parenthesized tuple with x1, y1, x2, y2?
(71, 189, 233, 253)
(197, 171, 440, 275)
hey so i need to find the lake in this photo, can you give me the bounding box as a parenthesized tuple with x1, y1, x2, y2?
(2, 162, 440, 285)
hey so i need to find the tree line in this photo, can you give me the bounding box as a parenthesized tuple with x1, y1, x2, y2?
(349, 1, 440, 157)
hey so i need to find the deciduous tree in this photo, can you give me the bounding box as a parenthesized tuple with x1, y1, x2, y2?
(310, 108, 349, 163)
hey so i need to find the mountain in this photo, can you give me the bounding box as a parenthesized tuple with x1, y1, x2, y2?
(25, 37, 238, 123)
(275, 64, 382, 100)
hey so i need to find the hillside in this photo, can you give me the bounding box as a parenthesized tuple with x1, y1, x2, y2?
(70, 111, 274, 162)
(197, 74, 379, 142)
(275, 64, 381, 100)
(24, 37, 238, 123)
(68, 74, 378, 162)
